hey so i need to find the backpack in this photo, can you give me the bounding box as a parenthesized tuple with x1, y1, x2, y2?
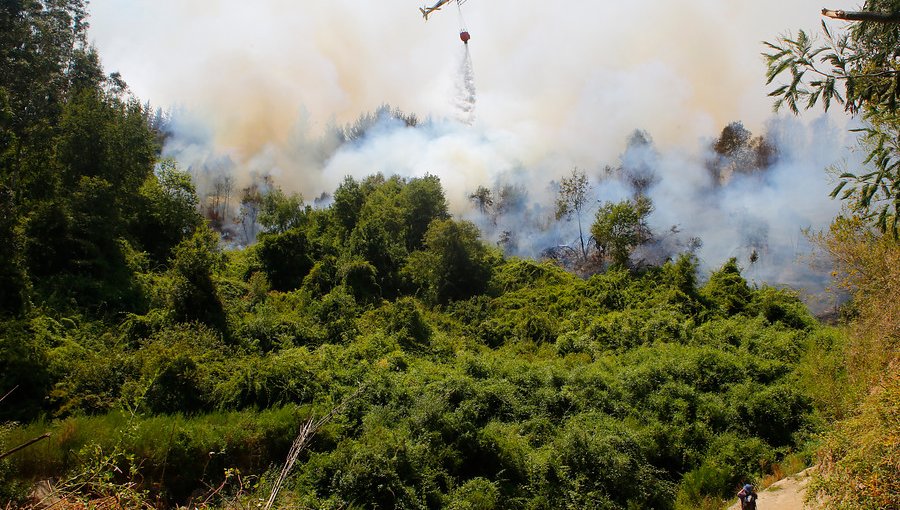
(742, 492, 757, 510)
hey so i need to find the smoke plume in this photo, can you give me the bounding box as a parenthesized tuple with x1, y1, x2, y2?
(87, 0, 861, 306)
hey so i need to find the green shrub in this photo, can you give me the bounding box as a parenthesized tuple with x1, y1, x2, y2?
(316, 425, 426, 509)
(235, 301, 324, 352)
(0, 319, 52, 421)
(312, 288, 359, 344)
(491, 259, 572, 293)
(748, 286, 816, 330)
(446, 477, 500, 510)
(212, 348, 321, 410)
(677, 462, 731, 502)
(142, 228, 226, 333)
(586, 306, 687, 351)
(700, 258, 752, 316)
(702, 433, 774, 488)
(549, 413, 672, 509)
(0, 407, 305, 503)
(731, 383, 813, 447)
(377, 297, 432, 351)
(302, 256, 338, 298)
(340, 257, 381, 305)
(256, 228, 314, 292)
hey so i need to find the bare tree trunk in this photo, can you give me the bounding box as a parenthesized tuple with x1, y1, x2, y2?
(822, 8, 900, 23)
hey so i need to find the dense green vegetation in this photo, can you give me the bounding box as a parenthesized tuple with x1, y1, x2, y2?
(2, 243, 831, 508)
(0, 1, 894, 509)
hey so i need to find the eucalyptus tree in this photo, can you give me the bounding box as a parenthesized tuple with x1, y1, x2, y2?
(765, 0, 900, 234)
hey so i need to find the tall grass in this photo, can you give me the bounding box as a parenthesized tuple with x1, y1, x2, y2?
(0, 405, 308, 504)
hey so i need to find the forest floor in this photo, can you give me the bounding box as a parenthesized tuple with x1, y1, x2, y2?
(726, 467, 816, 510)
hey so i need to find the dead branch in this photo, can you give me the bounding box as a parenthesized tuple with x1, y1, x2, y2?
(0, 433, 51, 461)
(263, 383, 369, 510)
(0, 385, 18, 405)
(822, 8, 900, 23)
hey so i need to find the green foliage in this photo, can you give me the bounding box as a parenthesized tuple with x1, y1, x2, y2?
(166, 226, 226, 328)
(700, 258, 752, 315)
(0, 11, 844, 503)
(134, 160, 202, 263)
(234, 299, 324, 352)
(0, 208, 28, 314)
(256, 227, 314, 292)
(747, 286, 816, 329)
(404, 219, 497, 305)
(765, 5, 900, 234)
(445, 477, 500, 510)
(732, 383, 814, 447)
(349, 181, 409, 296)
(0, 406, 305, 504)
(340, 257, 381, 305)
(375, 297, 433, 351)
(313, 287, 360, 344)
(332, 175, 365, 234)
(259, 187, 308, 234)
(549, 413, 672, 508)
(491, 258, 573, 293)
(212, 349, 322, 410)
(401, 174, 450, 251)
(302, 256, 338, 298)
(0, 319, 52, 421)
(591, 196, 653, 267)
(676, 463, 731, 508)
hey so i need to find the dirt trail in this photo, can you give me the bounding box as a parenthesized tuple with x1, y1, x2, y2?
(727, 468, 816, 510)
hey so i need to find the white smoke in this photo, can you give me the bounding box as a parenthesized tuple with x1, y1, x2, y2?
(87, 0, 863, 304)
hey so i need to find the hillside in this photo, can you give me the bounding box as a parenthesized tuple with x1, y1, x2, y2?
(2, 1, 898, 509)
(1, 227, 836, 509)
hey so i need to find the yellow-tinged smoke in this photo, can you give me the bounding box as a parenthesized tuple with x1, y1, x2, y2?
(90, 0, 838, 164)
(87, 0, 860, 303)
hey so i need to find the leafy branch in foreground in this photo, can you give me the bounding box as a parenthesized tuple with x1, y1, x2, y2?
(831, 118, 900, 234)
(765, 2, 900, 236)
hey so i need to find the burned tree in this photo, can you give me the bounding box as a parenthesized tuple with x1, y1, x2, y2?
(706, 122, 777, 184)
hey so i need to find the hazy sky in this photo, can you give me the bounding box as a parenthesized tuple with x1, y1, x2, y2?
(85, 1, 862, 299)
(87, 1, 856, 154)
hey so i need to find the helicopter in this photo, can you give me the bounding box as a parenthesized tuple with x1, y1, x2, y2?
(420, 0, 471, 44)
(420, 0, 467, 21)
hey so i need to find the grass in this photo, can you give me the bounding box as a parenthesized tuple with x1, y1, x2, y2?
(759, 451, 809, 489)
(0, 405, 310, 505)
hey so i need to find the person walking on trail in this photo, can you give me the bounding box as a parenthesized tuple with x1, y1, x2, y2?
(737, 483, 758, 510)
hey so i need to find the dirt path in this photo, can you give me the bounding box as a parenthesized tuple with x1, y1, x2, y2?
(727, 468, 816, 510)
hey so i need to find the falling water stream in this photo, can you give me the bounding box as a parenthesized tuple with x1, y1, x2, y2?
(454, 45, 476, 125)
